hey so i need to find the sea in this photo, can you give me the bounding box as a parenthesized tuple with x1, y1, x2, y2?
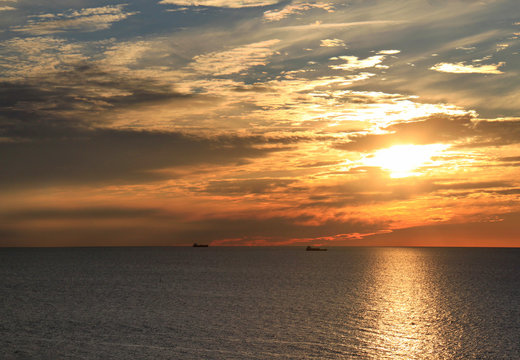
(1, 247, 518, 359)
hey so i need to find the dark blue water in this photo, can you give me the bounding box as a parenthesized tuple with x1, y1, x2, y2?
(1, 247, 519, 359)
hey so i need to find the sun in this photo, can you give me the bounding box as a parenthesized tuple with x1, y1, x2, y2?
(364, 144, 449, 178)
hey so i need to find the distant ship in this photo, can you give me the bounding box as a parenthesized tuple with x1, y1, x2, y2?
(306, 246, 327, 251)
(193, 243, 209, 247)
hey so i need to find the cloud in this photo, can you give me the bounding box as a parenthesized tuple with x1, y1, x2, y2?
(320, 38, 346, 47)
(202, 178, 296, 195)
(169, 214, 388, 245)
(0, 207, 389, 246)
(470, 117, 520, 147)
(377, 50, 400, 55)
(0, 66, 314, 188)
(4, 207, 162, 221)
(430, 61, 505, 74)
(294, 175, 514, 210)
(330, 55, 385, 71)
(276, 20, 406, 31)
(334, 114, 520, 151)
(263, 2, 334, 22)
(189, 39, 280, 76)
(334, 114, 475, 151)
(0, 37, 87, 79)
(498, 156, 520, 162)
(5, 206, 519, 247)
(0, 63, 190, 124)
(363, 211, 520, 247)
(12, 5, 137, 34)
(159, 0, 279, 8)
(0, 128, 295, 187)
(100, 40, 152, 67)
(0, 6, 15, 11)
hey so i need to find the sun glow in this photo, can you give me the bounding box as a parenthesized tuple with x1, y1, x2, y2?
(365, 144, 449, 178)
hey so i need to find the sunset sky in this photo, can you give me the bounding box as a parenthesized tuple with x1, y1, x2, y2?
(1, 0, 520, 246)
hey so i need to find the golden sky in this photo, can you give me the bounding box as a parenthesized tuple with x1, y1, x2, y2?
(1, 0, 520, 246)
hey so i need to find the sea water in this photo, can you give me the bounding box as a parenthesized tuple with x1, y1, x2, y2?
(1, 247, 519, 359)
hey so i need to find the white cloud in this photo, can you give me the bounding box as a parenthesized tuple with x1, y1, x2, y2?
(12, 5, 137, 34)
(320, 38, 346, 47)
(430, 61, 505, 74)
(330, 55, 385, 71)
(263, 2, 333, 22)
(189, 39, 280, 76)
(159, 0, 278, 8)
(377, 49, 400, 55)
(0, 6, 15, 11)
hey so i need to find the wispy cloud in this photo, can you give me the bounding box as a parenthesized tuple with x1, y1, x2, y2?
(0, 6, 15, 11)
(101, 40, 152, 67)
(189, 39, 280, 76)
(276, 20, 406, 31)
(263, 2, 333, 22)
(430, 61, 505, 74)
(12, 5, 137, 34)
(0, 37, 86, 79)
(320, 38, 346, 47)
(377, 49, 400, 55)
(159, 0, 279, 8)
(330, 55, 385, 71)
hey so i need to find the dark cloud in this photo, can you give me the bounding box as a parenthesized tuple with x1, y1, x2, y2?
(0, 128, 293, 188)
(297, 160, 341, 168)
(487, 188, 520, 195)
(201, 178, 296, 195)
(0, 205, 177, 247)
(0, 61, 323, 188)
(431, 180, 512, 191)
(498, 156, 520, 162)
(334, 114, 474, 151)
(169, 215, 387, 245)
(0, 229, 17, 243)
(468, 118, 520, 148)
(0, 63, 191, 127)
(297, 178, 514, 208)
(3, 207, 163, 221)
(0, 205, 388, 247)
(332, 114, 520, 151)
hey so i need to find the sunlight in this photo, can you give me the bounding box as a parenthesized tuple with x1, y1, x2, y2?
(365, 144, 449, 178)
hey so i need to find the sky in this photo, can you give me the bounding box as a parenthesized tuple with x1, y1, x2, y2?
(1, 0, 519, 247)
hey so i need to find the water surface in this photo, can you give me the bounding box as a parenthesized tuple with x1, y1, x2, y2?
(1, 247, 519, 359)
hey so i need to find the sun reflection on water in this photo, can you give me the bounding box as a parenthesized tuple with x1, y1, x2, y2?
(355, 248, 444, 359)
